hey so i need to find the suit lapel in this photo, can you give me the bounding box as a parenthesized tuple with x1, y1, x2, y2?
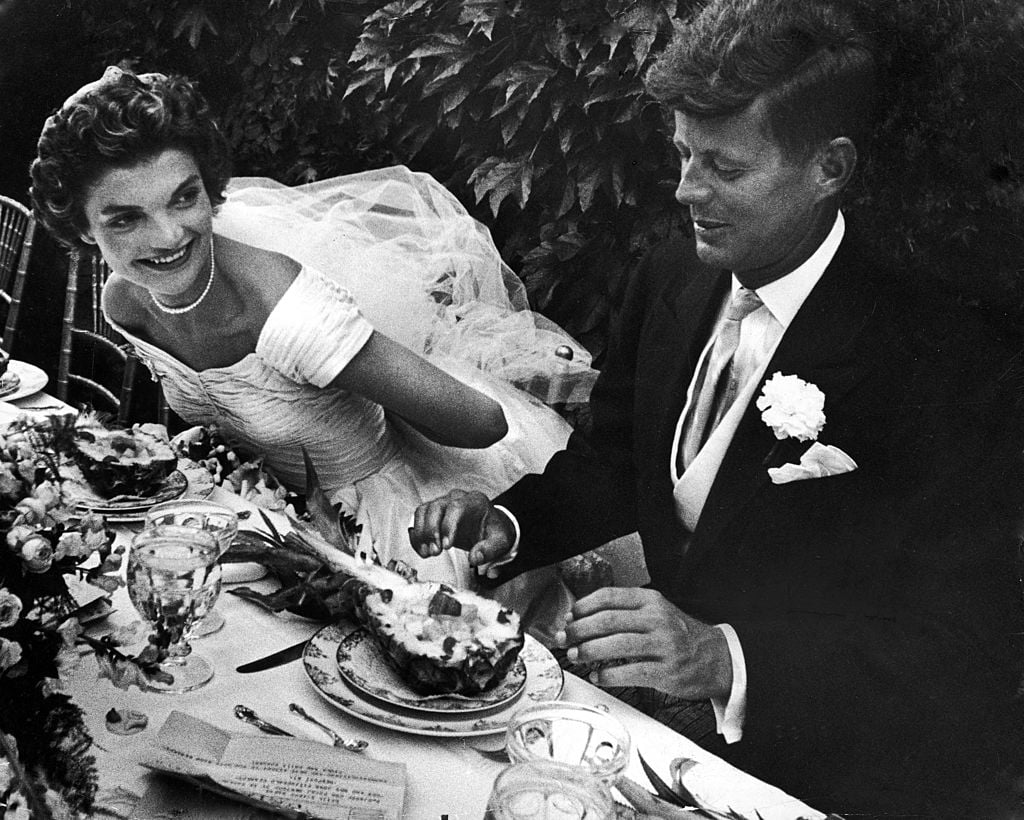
(629, 255, 729, 578)
(681, 240, 884, 569)
(648, 267, 731, 459)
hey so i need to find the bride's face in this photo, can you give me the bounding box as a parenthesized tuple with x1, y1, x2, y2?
(79, 147, 214, 306)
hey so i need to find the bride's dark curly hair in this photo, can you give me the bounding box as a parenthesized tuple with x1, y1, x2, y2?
(30, 67, 232, 249)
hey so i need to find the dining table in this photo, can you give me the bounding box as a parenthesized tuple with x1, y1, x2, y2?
(60, 485, 826, 820)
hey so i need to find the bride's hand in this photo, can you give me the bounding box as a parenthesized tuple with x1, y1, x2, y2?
(410, 490, 516, 573)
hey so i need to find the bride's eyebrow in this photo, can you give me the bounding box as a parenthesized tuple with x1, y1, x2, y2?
(98, 174, 203, 216)
(98, 202, 139, 217)
(171, 173, 204, 197)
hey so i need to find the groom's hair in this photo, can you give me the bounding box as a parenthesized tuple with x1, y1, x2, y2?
(646, 0, 877, 162)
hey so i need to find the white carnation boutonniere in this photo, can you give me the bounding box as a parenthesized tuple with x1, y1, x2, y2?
(755, 372, 826, 443)
(755, 372, 858, 484)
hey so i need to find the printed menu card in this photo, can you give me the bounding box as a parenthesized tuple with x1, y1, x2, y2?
(137, 711, 406, 819)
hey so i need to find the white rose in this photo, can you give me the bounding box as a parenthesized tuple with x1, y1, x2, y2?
(32, 481, 61, 509)
(0, 464, 22, 498)
(0, 637, 23, 672)
(5, 524, 35, 549)
(14, 496, 48, 524)
(756, 372, 826, 442)
(57, 531, 92, 560)
(0, 588, 23, 628)
(19, 535, 55, 573)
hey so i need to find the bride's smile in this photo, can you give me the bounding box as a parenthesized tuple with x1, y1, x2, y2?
(78, 147, 214, 308)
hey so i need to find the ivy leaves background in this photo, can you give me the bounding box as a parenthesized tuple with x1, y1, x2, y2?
(13, 0, 1024, 362)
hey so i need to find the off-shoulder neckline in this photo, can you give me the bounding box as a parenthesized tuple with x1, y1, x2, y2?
(106, 264, 319, 376)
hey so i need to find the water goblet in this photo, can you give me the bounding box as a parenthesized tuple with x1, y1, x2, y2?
(127, 525, 222, 693)
(505, 701, 631, 786)
(143, 499, 238, 637)
(484, 760, 615, 820)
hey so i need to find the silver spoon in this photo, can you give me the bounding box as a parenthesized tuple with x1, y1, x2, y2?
(288, 703, 369, 753)
(234, 704, 292, 736)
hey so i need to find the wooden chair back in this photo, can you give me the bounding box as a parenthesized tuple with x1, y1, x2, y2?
(57, 249, 150, 426)
(0, 195, 37, 352)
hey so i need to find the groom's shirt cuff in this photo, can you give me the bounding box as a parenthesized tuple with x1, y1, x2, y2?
(710, 623, 747, 743)
(475, 504, 520, 578)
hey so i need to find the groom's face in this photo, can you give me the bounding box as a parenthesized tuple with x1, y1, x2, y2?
(672, 99, 831, 283)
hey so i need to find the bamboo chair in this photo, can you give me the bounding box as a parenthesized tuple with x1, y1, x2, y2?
(0, 195, 37, 352)
(57, 249, 169, 426)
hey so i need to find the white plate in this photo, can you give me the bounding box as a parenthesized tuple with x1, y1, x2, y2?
(0, 360, 49, 402)
(304, 621, 564, 737)
(336, 625, 528, 715)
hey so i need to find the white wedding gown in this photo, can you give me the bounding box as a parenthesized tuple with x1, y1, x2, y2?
(106, 167, 597, 588)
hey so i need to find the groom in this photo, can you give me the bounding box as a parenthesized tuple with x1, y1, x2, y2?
(411, 0, 1024, 813)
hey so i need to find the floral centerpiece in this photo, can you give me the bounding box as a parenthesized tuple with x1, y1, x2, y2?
(0, 416, 165, 819)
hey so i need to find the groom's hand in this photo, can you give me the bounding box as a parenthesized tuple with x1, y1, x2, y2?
(558, 587, 733, 702)
(410, 489, 516, 569)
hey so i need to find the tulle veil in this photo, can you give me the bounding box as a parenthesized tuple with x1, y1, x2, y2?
(214, 165, 597, 405)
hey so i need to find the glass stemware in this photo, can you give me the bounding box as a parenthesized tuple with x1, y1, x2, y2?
(143, 499, 238, 637)
(505, 701, 631, 786)
(127, 525, 222, 693)
(484, 760, 615, 820)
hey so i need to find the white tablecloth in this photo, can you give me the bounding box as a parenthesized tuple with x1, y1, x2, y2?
(62, 487, 818, 819)
(0, 388, 77, 424)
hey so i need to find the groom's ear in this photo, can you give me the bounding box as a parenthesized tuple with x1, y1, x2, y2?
(816, 137, 857, 198)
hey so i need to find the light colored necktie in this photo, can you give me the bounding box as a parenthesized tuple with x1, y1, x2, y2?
(678, 287, 764, 471)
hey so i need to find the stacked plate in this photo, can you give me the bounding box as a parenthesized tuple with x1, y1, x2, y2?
(303, 620, 564, 737)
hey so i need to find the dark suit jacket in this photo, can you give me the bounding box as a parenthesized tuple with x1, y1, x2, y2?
(496, 229, 1024, 815)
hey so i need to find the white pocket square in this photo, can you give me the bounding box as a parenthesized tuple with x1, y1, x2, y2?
(768, 442, 857, 485)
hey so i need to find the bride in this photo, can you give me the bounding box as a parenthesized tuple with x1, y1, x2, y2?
(30, 66, 596, 588)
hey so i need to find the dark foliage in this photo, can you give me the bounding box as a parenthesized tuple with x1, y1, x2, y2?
(69, 0, 395, 182)
(14, 0, 1024, 361)
(852, 0, 1024, 336)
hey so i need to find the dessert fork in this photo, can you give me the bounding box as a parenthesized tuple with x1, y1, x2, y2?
(288, 703, 369, 753)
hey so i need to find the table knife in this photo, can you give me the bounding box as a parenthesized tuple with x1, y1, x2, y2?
(235, 638, 308, 673)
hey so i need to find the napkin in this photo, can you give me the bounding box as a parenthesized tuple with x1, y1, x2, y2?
(672, 757, 826, 820)
(768, 442, 857, 485)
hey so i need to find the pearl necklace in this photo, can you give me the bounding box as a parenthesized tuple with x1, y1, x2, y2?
(151, 240, 216, 315)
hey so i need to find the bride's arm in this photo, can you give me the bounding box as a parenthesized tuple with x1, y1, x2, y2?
(329, 330, 508, 449)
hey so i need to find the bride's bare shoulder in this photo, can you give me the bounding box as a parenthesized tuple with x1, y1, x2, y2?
(217, 236, 300, 308)
(101, 274, 146, 329)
